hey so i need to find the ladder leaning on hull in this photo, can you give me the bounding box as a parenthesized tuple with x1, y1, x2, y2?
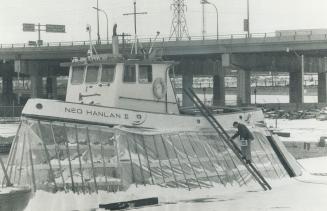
(184, 88, 272, 191)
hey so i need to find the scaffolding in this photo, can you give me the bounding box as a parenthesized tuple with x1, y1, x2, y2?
(2, 117, 288, 194)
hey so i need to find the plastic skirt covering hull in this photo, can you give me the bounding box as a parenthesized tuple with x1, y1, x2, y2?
(2, 117, 289, 194)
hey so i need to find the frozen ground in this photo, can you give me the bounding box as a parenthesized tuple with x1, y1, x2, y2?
(265, 118, 327, 143)
(0, 105, 326, 211)
(0, 123, 19, 138)
(176, 94, 318, 105)
(22, 157, 327, 211)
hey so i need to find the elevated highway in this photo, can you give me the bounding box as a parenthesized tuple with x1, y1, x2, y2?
(1, 32, 327, 107)
(1, 33, 327, 59)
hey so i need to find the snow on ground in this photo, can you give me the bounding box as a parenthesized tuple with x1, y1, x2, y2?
(23, 157, 327, 211)
(0, 123, 19, 138)
(265, 118, 327, 143)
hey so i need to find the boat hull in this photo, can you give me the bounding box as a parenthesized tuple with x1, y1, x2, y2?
(22, 99, 265, 131)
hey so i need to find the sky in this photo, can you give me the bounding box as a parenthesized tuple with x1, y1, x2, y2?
(1, 0, 327, 44)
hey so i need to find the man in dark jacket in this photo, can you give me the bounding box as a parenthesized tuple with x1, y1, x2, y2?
(230, 121, 254, 163)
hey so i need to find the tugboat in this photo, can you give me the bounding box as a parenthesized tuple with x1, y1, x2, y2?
(22, 25, 264, 131)
(3, 25, 299, 196)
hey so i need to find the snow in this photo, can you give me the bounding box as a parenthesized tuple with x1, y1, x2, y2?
(21, 156, 327, 211)
(266, 118, 327, 143)
(0, 123, 19, 138)
(2, 118, 327, 210)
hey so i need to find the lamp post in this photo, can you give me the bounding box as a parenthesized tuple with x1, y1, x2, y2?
(92, 7, 109, 44)
(247, 0, 250, 37)
(201, 0, 219, 40)
(95, 0, 101, 44)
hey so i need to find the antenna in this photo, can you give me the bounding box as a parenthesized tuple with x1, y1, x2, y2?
(123, 0, 147, 54)
(169, 0, 190, 41)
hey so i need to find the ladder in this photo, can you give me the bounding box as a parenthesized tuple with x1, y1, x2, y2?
(184, 88, 272, 191)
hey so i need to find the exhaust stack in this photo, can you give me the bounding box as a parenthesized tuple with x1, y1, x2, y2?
(112, 24, 119, 55)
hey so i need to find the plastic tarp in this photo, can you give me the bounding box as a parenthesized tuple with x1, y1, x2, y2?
(3, 118, 289, 193)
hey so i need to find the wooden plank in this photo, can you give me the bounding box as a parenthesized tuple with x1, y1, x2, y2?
(86, 127, 98, 193)
(37, 121, 58, 191)
(50, 123, 67, 192)
(63, 123, 76, 193)
(99, 197, 158, 210)
(75, 125, 86, 193)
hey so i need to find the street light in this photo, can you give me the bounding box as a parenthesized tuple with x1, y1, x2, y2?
(95, 0, 101, 44)
(201, 0, 219, 40)
(92, 7, 109, 44)
(247, 0, 250, 37)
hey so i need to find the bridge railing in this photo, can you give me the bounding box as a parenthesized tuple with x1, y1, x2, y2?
(2, 31, 327, 49)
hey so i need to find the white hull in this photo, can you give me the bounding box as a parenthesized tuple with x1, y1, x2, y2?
(22, 99, 264, 131)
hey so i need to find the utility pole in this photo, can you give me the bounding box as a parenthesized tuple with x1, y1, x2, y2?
(123, 0, 147, 54)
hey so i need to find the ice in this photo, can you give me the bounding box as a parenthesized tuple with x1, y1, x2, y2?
(266, 118, 327, 142)
(24, 156, 327, 211)
(0, 123, 19, 138)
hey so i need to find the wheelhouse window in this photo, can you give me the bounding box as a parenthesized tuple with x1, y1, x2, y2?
(123, 65, 136, 82)
(71, 66, 85, 84)
(139, 65, 153, 83)
(85, 66, 99, 83)
(101, 65, 115, 83)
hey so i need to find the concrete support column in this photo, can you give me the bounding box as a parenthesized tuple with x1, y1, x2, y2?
(212, 60, 225, 106)
(182, 70, 193, 107)
(318, 72, 327, 103)
(46, 76, 57, 99)
(1, 63, 14, 105)
(289, 71, 304, 103)
(30, 67, 42, 98)
(237, 70, 251, 105)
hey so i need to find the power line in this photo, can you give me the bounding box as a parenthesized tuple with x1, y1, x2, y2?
(169, 0, 190, 41)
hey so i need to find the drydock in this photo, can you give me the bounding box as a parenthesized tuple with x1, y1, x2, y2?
(1, 25, 303, 210)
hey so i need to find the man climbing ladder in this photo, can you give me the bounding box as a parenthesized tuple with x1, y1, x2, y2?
(183, 88, 272, 190)
(230, 121, 254, 164)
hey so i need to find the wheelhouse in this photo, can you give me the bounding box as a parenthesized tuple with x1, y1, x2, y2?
(65, 59, 180, 114)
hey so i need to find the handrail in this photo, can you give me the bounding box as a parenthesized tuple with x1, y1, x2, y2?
(2, 31, 327, 49)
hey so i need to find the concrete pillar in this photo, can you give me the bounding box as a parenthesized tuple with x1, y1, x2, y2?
(30, 67, 42, 98)
(289, 71, 304, 103)
(46, 76, 57, 99)
(1, 63, 14, 105)
(237, 70, 251, 105)
(318, 72, 327, 103)
(182, 70, 193, 107)
(212, 60, 225, 106)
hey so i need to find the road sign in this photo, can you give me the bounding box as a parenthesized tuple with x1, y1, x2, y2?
(45, 24, 65, 33)
(23, 23, 35, 32)
(28, 41, 37, 46)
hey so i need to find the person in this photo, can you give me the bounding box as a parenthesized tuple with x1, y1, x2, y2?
(230, 121, 254, 164)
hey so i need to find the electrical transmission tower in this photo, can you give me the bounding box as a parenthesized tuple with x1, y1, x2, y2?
(169, 0, 190, 41)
